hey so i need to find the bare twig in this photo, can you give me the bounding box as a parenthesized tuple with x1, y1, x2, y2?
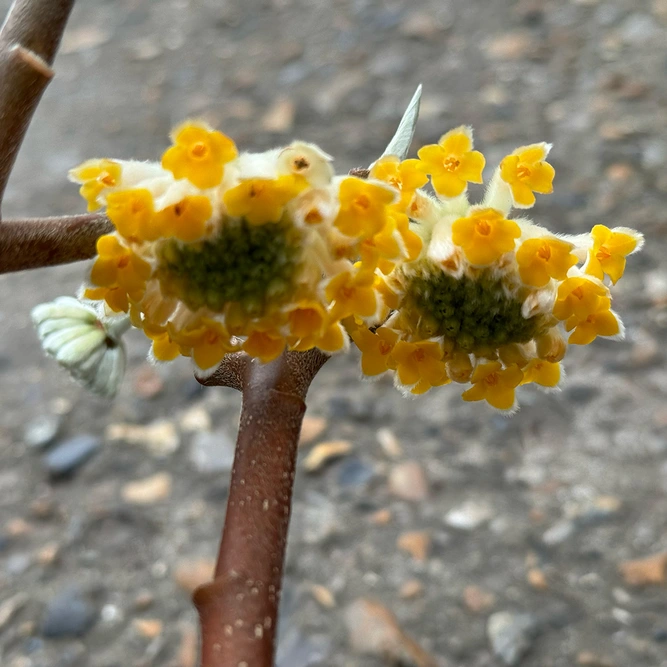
(0, 0, 77, 215)
(194, 349, 329, 667)
(0, 213, 111, 273)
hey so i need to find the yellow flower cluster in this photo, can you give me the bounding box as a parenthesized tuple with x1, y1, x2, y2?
(70, 121, 416, 371)
(69, 119, 642, 410)
(351, 126, 643, 411)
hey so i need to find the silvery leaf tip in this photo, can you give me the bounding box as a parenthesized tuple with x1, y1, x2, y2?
(377, 84, 422, 163)
(31, 296, 130, 398)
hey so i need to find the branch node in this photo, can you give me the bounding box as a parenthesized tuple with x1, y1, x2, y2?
(12, 44, 53, 78)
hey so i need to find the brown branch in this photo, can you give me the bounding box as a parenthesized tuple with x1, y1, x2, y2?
(194, 349, 329, 667)
(0, 0, 77, 215)
(0, 213, 112, 273)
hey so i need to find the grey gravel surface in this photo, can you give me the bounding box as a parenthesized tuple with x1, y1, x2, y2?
(1, 1, 667, 666)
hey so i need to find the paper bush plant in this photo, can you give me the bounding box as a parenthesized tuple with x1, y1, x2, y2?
(0, 2, 644, 665)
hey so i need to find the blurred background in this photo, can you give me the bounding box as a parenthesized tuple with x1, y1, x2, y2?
(0, 0, 666, 665)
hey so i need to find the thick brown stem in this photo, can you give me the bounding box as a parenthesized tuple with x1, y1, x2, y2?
(194, 349, 328, 667)
(0, 0, 77, 214)
(0, 214, 112, 273)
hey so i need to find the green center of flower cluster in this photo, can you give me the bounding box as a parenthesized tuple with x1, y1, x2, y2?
(405, 265, 542, 350)
(156, 217, 302, 315)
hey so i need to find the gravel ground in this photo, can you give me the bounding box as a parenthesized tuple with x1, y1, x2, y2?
(1, 1, 666, 666)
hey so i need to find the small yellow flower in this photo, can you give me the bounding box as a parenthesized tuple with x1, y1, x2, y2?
(333, 177, 396, 239)
(242, 329, 286, 363)
(155, 195, 213, 242)
(552, 276, 609, 322)
(69, 159, 122, 211)
(452, 208, 520, 266)
(566, 308, 621, 345)
(370, 156, 428, 208)
(162, 121, 237, 189)
(585, 225, 641, 285)
(461, 361, 523, 410)
(535, 328, 567, 363)
(417, 126, 485, 198)
(326, 269, 379, 321)
(350, 326, 399, 376)
(500, 143, 555, 208)
(516, 236, 577, 287)
(106, 189, 157, 243)
(223, 175, 307, 225)
(177, 319, 235, 369)
(89, 235, 151, 312)
(144, 323, 180, 362)
(520, 358, 561, 387)
(390, 339, 449, 393)
(287, 301, 345, 353)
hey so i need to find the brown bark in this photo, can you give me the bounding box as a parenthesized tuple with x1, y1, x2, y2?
(194, 350, 328, 667)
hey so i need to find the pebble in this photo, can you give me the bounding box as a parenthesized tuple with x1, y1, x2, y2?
(397, 530, 431, 562)
(485, 31, 535, 60)
(336, 457, 374, 488)
(487, 611, 540, 666)
(302, 440, 352, 472)
(399, 8, 453, 39)
(345, 598, 438, 667)
(121, 472, 173, 504)
(40, 587, 99, 638)
(619, 552, 667, 586)
(23, 414, 61, 449)
(133, 618, 163, 638)
(445, 500, 494, 531)
(527, 568, 549, 590)
(369, 508, 392, 525)
(37, 542, 60, 565)
(542, 519, 576, 546)
(0, 593, 26, 631)
(576, 651, 614, 667)
(309, 583, 336, 609)
(178, 405, 212, 433)
(388, 461, 429, 502)
(299, 416, 327, 446)
(189, 430, 235, 473)
(399, 579, 424, 599)
(261, 97, 295, 133)
(463, 585, 496, 614)
(301, 492, 338, 544)
(173, 558, 216, 593)
(43, 434, 101, 477)
(132, 364, 164, 398)
(176, 622, 198, 667)
(276, 627, 332, 667)
(133, 591, 155, 610)
(376, 427, 402, 458)
(106, 420, 180, 457)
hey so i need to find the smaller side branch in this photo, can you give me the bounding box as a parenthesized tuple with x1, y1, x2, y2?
(0, 0, 77, 213)
(0, 214, 112, 273)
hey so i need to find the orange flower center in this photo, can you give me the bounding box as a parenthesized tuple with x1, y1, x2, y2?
(475, 219, 492, 236)
(353, 194, 371, 211)
(596, 245, 611, 261)
(100, 172, 116, 186)
(571, 286, 584, 300)
(442, 156, 460, 172)
(413, 348, 426, 362)
(516, 165, 531, 181)
(305, 209, 323, 225)
(249, 183, 266, 198)
(190, 142, 209, 159)
(537, 243, 552, 261)
(378, 340, 393, 355)
(204, 330, 220, 344)
(130, 200, 145, 215)
(341, 286, 355, 299)
(173, 202, 185, 217)
(293, 157, 310, 170)
(117, 255, 130, 269)
(484, 372, 499, 387)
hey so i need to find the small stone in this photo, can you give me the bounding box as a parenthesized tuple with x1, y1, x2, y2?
(60, 25, 111, 54)
(23, 414, 61, 449)
(310, 584, 336, 609)
(40, 587, 98, 638)
(336, 457, 374, 488)
(106, 420, 180, 457)
(369, 508, 392, 525)
(43, 434, 101, 477)
(301, 492, 338, 544)
(276, 627, 332, 667)
(299, 416, 327, 446)
(179, 405, 212, 433)
(486, 31, 534, 59)
(133, 618, 163, 638)
(445, 500, 493, 530)
(6, 518, 31, 537)
(0, 594, 27, 630)
(122, 472, 172, 504)
(388, 461, 429, 502)
(37, 542, 60, 565)
(487, 611, 540, 666)
(303, 440, 352, 472)
(399, 579, 424, 599)
(576, 651, 614, 666)
(619, 552, 667, 586)
(397, 531, 431, 562)
(174, 558, 216, 593)
(399, 8, 453, 39)
(261, 97, 295, 132)
(189, 430, 235, 473)
(463, 585, 496, 614)
(542, 519, 576, 546)
(133, 591, 154, 610)
(132, 364, 164, 398)
(527, 568, 548, 590)
(376, 428, 402, 458)
(345, 598, 438, 667)
(6, 553, 31, 575)
(29, 495, 57, 519)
